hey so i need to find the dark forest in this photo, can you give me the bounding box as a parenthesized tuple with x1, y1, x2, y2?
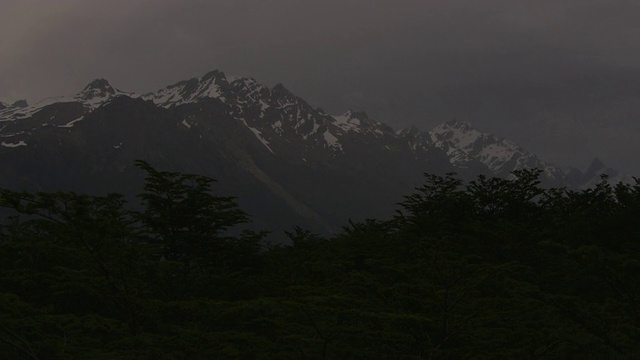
(1, 162, 639, 359)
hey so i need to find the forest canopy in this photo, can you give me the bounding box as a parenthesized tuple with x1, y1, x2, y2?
(1, 163, 639, 359)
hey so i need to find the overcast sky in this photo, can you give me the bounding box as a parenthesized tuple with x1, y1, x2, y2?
(2, 0, 639, 174)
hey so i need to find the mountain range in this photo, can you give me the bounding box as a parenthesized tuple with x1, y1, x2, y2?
(0, 70, 626, 235)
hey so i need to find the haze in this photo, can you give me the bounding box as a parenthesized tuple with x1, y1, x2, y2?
(2, 0, 639, 174)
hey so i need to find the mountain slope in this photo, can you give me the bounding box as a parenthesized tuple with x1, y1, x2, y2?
(0, 70, 626, 235)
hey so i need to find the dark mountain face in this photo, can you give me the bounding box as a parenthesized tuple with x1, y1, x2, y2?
(0, 70, 626, 236)
(77, 78, 117, 101)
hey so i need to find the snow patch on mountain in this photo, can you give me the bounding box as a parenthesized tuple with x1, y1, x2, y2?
(323, 130, 342, 150)
(58, 116, 85, 128)
(333, 111, 362, 133)
(1, 140, 27, 148)
(1, 97, 63, 122)
(272, 120, 284, 135)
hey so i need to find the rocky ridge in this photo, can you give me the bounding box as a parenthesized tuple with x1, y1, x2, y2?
(0, 70, 627, 234)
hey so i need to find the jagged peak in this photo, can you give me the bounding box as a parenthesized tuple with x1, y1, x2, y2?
(11, 99, 29, 108)
(201, 69, 226, 82)
(230, 76, 257, 85)
(442, 118, 474, 131)
(585, 158, 606, 176)
(0, 101, 6, 110)
(161, 70, 229, 92)
(271, 83, 293, 96)
(579, 158, 628, 187)
(335, 109, 375, 123)
(77, 78, 117, 101)
(197, 70, 230, 91)
(82, 79, 114, 94)
(331, 109, 392, 136)
(171, 77, 198, 90)
(336, 109, 353, 118)
(229, 76, 270, 96)
(354, 111, 369, 120)
(230, 76, 268, 90)
(142, 70, 232, 107)
(344, 110, 369, 120)
(85, 78, 113, 90)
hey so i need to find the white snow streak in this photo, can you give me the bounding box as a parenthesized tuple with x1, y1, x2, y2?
(1, 140, 27, 148)
(334, 112, 361, 133)
(323, 130, 342, 150)
(240, 119, 274, 154)
(58, 116, 84, 128)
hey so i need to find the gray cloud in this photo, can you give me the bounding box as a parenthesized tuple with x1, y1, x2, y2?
(2, 0, 639, 174)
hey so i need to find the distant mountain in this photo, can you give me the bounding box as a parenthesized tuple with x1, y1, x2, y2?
(427, 120, 568, 182)
(0, 70, 626, 235)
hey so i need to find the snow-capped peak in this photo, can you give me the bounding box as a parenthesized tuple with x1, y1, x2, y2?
(429, 120, 556, 175)
(77, 79, 115, 100)
(74, 78, 128, 109)
(142, 70, 231, 108)
(229, 76, 271, 103)
(430, 119, 485, 152)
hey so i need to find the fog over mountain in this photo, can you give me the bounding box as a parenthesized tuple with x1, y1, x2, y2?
(2, 0, 639, 175)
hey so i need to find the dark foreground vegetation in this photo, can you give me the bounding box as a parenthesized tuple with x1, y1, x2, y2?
(1, 161, 639, 359)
